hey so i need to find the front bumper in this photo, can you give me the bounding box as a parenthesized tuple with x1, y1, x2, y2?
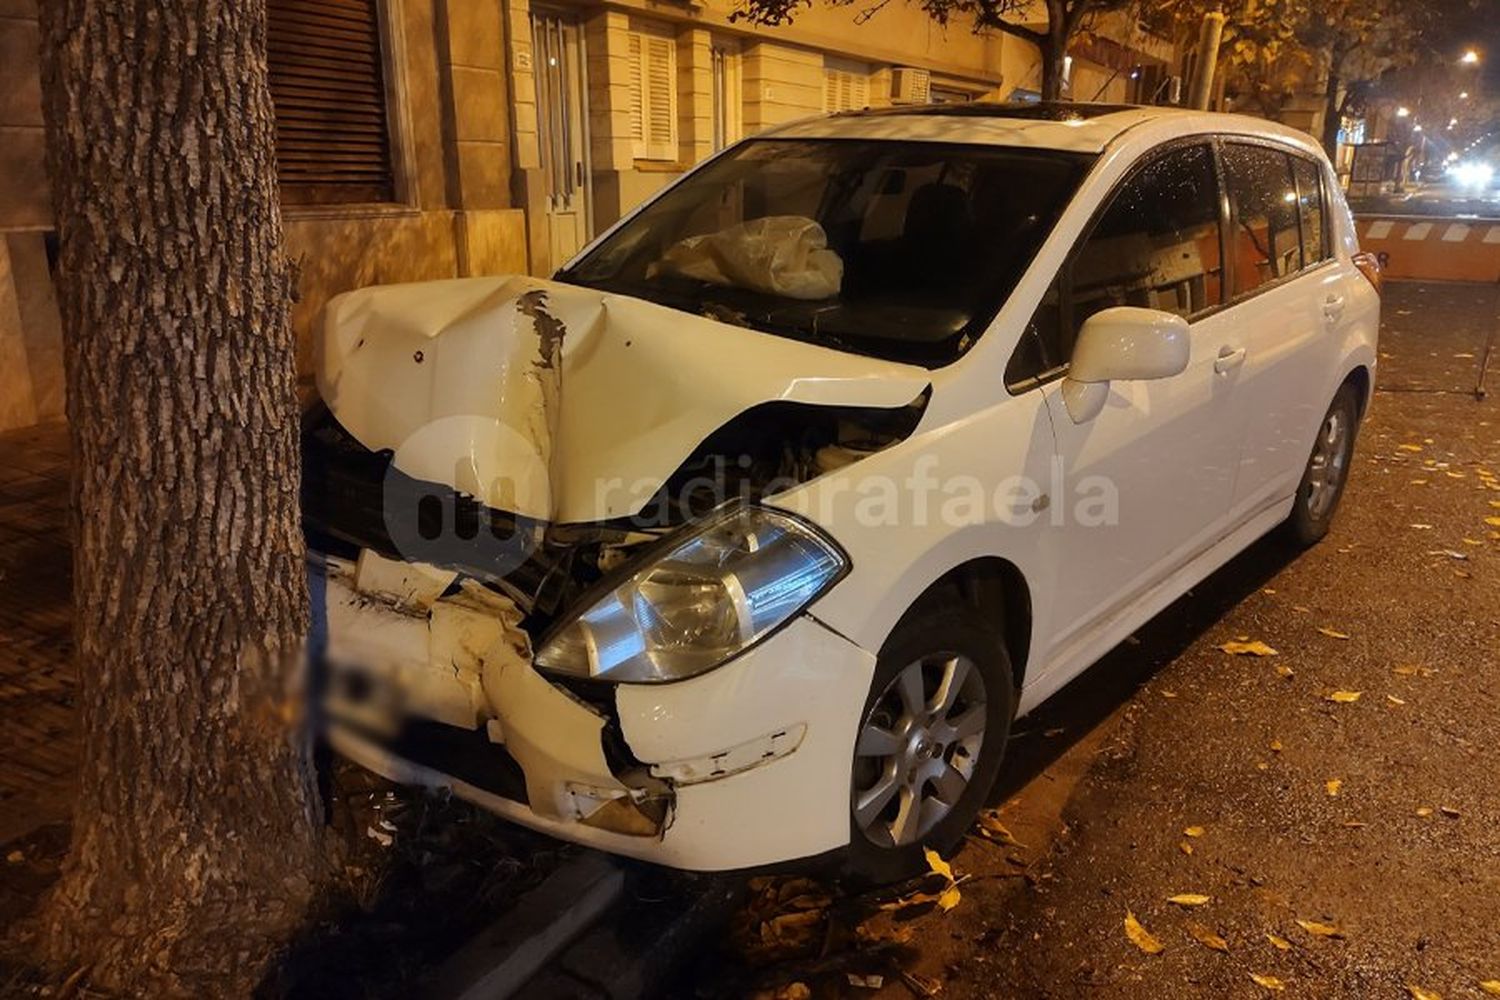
(316, 555, 877, 871)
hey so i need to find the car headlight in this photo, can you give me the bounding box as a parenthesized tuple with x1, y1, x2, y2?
(534, 505, 848, 684)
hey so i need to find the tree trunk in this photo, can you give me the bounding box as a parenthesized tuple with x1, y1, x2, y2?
(36, 2, 324, 994)
(1040, 26, 1067, 100)
(1321, 69, 1344, 158)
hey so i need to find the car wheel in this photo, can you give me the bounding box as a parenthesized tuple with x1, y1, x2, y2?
(1285, 382, 1360, 546)
(843, 605, 1015, 884)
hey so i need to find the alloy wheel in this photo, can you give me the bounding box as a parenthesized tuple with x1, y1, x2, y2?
(1306, 407, 1352, 520)
(852, 653, 987, 848)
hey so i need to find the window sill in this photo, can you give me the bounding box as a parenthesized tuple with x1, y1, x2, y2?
(281, 202, 424, 223)
(632, 159, 686, 173)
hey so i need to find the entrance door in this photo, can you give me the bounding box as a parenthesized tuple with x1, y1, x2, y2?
(532, 12, 590, 268)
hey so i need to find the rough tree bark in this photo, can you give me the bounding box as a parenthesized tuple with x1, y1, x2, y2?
(36, 1, 324, 994)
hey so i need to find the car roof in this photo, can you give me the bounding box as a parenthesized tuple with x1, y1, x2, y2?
(759, 102, 1323, 158)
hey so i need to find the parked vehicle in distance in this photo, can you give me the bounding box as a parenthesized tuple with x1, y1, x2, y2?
(304, 102, 1381, 882)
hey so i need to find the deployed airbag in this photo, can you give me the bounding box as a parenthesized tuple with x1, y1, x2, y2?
(650, 216, 843, 300)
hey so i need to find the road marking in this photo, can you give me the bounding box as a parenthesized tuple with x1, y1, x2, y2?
(1442, 224, 1470, 242)
(1404, 222, 1433, 241)
(1366, 220, 1394, 239)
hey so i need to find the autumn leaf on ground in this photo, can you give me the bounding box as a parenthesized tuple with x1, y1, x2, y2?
(1326, 779, 1343, 796)
(1477, 981, 1500, 996)
(1168, 893, 1212, 907)
(1124, 911, 1163, 954)
(1184, 826, 1205, 838)
(936, 884, 961, 912)
(976, 810, 1026, 848)
(1275, 664, 1295, 679)
(1486, 517, 1500, 528)
(1187, 921, 1229, 952)
(1318, 627, 1352, 640)
(1179, 841, 1194, 855)
(1397, 443, 1424, 452)
(1219, 639, 1278, 656)
(1250, 973, 1287, 991)
(1326, 690, 1361, 703)
(923, 847, 953, 882)
(1295, 918, 1345, 939)
(1387, 694, 1406, 706)
(1266, 933, 1292, 951)
(1407, 987, 1442, 1000)
(1416, 806, 1434, 818)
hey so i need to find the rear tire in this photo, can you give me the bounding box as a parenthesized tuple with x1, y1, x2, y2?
(1284, 382, 1360, 547)
(842, 605, 1015, 885)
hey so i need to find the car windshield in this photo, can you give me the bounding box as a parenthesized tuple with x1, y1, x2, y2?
(558, 138, 1094, 368)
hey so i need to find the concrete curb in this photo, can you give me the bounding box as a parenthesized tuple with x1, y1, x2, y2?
(422, 851, 625, 1000)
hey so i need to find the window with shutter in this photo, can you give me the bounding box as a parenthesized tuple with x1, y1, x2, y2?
(266, 0, 396, 205)
(627, 22, 678, 161)
(822, 63, 871, 112)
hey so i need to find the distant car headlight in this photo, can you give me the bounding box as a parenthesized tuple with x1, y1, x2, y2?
(534, 505, 848, 684)
(1452, 161, 1495, 189)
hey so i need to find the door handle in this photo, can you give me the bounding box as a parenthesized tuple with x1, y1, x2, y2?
(1323, 294, 1346, 321)
(1214, 346, 1246, 374)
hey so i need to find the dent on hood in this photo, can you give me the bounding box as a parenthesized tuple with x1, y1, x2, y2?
(313, 275, 930, 527)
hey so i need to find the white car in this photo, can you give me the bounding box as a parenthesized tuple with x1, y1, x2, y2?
(305, 102, 1380, 882)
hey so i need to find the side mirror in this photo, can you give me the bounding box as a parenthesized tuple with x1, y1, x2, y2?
(1061, 306, 1191, 423)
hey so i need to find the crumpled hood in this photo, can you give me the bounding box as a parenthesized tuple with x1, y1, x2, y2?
(315, 275, 929, 524)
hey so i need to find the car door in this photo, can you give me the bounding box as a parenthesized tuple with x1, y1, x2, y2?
(1218, 143, 1349, 519)
(1024, 141, 1245, 659)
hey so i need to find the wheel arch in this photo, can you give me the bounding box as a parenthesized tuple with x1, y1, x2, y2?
(1341, 364, 1373, 418)
(893, 556, 1033, 696)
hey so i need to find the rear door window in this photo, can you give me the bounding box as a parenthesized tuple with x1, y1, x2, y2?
(1222, 143, 1303, 296)
(1292, 155, 1329, 266)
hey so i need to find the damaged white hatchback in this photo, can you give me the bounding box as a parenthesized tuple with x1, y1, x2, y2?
(306, 103, 1380, 881)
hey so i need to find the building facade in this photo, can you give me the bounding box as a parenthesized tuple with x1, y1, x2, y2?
(0, 0, 1174, 432)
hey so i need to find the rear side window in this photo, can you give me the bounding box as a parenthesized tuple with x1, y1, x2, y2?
(1292, 155, 1329, 266)
(1222, 144, 1302, 296)
(1006, 142, 1223, 388)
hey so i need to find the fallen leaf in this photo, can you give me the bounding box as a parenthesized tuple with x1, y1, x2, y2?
(1263, 587, 1277, 595)
(976, 810, 1026, 848)
(1270, 739, 1284, 752)
(1327, 690, 1362, 703)
(1275, 664, 1296, 679)
(1296, 918, 1345, 939)
(1487, 517, 1500, 528)
(1409, 478, 1429, 485)
(773, 983, 812, 1000)
(1179, 841, 1194, 856)
(1124, 911, 1163, 955)
(1292, 604, 1311, 613)
(1398, 443, 1424, 452)
(1343, 820, 1368, 828)
(1318, 627, 1352, 640)
(1326, 779, 1343, 797)
(1251, 973, 1287, 991)
(1266, 933, 1292, 951)
(1184, 826, 1205, 838)
(1387, 694, 1406, 706)
(1220, 639, 1278, 656)
(1407, 987, 1441, 1000)
(924, 847, 953, 882)
(937, 884, 962, 912)
(1477, 981, 1500, 996)
(1410, 523, 1434, 530)
(1440, 806, 1461, 819)
(1416, 806, 1434, 817)
(1187, 921, 1229, 952)
(1168, 893, 1212, 907)
(4, 851, 21, 864)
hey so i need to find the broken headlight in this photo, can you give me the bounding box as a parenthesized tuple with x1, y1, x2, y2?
(534, 505, 847, 683)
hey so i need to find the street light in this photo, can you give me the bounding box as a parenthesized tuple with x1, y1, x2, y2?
(1396, 106, 1411, 117)
(1459, 92, 1470, 100)
(1461, 49, 1480, 65)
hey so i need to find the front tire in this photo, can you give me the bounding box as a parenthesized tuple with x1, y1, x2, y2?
(1284, 382, 1360, 546)
(843, 605, 1015, 884)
